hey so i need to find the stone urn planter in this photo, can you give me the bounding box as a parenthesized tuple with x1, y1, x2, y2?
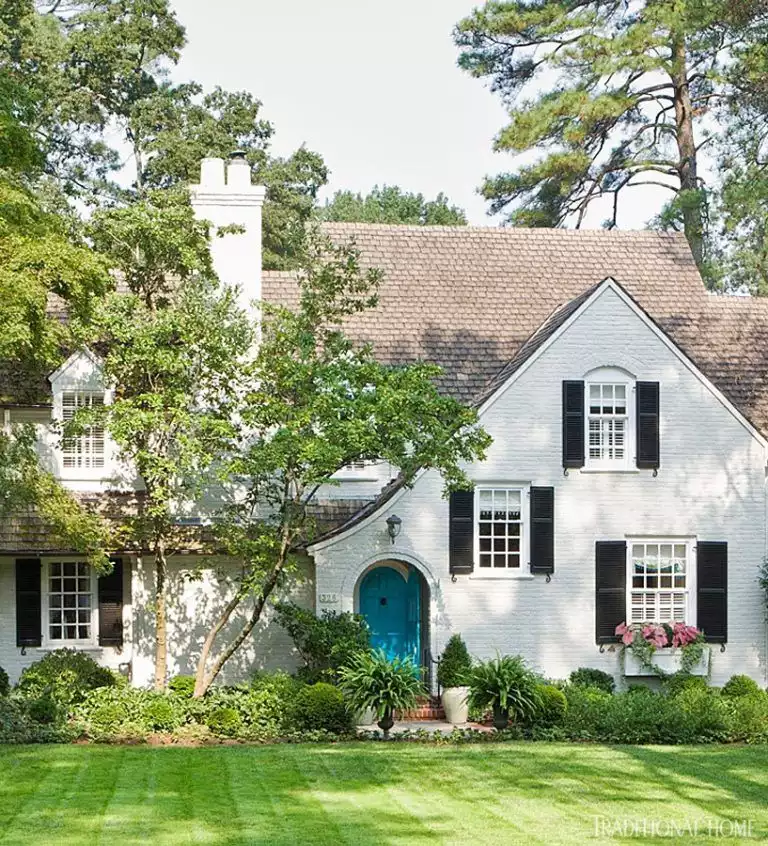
(442, 686, 470, 725)
(377, 707, 395, 737)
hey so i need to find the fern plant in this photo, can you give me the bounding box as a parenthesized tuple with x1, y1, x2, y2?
(466, 654, 541, 729)
(339, 650, 424, 737)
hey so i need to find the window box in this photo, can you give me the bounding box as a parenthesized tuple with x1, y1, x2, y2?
(624, 646, 710, 677)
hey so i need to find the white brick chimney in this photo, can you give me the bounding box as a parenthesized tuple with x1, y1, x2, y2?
(190, 152, 266, 316)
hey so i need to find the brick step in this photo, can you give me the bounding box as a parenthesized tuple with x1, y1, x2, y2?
(398, 698, 446, 721)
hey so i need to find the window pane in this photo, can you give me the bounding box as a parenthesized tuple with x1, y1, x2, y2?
(476, 489, 525, 570)
(479, 554, 491, 568)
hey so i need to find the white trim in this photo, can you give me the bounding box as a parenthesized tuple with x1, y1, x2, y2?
(339, 551, 438, 613)
(48, 348, 103, 385)
(40, 558, 100, 649)
(585, 377, 634, 470)
(477, 277, 768, 449)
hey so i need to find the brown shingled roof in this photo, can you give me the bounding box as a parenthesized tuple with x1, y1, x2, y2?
(263, 224, 768, 434)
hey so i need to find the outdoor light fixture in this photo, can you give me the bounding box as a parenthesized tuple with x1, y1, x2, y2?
(386, 514, 402, 543)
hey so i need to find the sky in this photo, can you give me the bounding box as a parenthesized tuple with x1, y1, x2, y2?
(171, 0, 665, 228)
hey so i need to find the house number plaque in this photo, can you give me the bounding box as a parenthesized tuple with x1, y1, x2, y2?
(318, 593, 338, 604)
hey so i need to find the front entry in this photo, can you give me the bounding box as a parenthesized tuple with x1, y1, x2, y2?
(358, 565, 421, 664)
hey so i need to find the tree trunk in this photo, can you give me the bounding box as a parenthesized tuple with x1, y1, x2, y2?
(193, 549, 288, 696)
(153, 538, 168, 690)
(671, 32, 704, 269)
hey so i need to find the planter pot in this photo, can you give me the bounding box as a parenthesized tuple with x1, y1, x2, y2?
(442, 686, 470, 725)
(355, 707, 376, 726)
(377, 708, 395, 736)
(624, 647, 710, 677)
(492, 705, 509, 730)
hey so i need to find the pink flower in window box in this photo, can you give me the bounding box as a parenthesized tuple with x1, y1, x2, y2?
(671, 622, 701, 648)
(642, 624, 669, 648)
(615, 622, 635, 646)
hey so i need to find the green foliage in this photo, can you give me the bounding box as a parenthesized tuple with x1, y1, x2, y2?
(561, 685, 613, 740)
(293, 683, 352, 734)
(534, 684, 568, 728)
(274, 603, 370, 685)
(168, 675, 196, 698)
(27, 695, 59, 725)
(722, 674, 762, 699)
(319, 185, 467, 227)
(437, 634, 472, 689)
(206, 707, 243, 738)
(75, 686, 185, 738)
(16, 649, 115, 707)
(0, 425, 112, 570)
(0, 696, 77, 744)
(466, 654, 541, 723)
(454, 0, 768, 278)
(725, 692, 768, 743)
(664, 672, 709, 698)
(197, 232, 490, 693)
(339, 650, 424, 721)
(0, 667, 8, 698)
(568, 667, 615, 695)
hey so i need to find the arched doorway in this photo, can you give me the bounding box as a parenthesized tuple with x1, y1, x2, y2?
(358, 563, 428, 668)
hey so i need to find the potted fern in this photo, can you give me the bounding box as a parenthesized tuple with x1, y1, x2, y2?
(339, 649, 424, 738)
(466, 654, 541, 730)
(437, 634, 472, 724)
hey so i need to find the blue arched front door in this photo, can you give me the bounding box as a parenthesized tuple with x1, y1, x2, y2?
(359, 566, 420, 664)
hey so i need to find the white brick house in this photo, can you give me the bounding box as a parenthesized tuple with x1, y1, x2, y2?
(2, 156, 768, 689)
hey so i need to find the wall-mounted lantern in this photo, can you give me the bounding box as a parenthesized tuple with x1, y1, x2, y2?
(385, 514, 402, 544)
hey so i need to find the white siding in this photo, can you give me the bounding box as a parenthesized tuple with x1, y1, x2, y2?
(312, 286, 768, 687)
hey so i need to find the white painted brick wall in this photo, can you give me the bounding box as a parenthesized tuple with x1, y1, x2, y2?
(312, 287, 768, 688)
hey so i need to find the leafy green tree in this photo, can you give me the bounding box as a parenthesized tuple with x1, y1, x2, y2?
(0, 424, 111, 570)
(319, 185, 467, 226)
(715, 19, 768, 293)
(455, 0, 768, 275)
(192, 232, 491, 695)
(81, 191, 253, 689)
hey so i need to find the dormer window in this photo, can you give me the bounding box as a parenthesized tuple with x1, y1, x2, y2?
(62, 391, 105, 470)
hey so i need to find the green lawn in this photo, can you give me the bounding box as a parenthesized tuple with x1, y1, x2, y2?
(0, 743, 766, 845)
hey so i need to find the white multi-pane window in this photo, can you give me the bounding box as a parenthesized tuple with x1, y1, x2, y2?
(587, 383, 629, 466)
(62, 391, 105, 470)
(629, 541, 692, 624)
(47, 562, 93, 642)
(477, 488, 524, 571)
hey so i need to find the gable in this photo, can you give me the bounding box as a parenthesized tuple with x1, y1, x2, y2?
(48, 349, 104, 392)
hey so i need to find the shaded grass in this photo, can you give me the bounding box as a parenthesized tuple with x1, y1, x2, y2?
(0, 743, 767, 844)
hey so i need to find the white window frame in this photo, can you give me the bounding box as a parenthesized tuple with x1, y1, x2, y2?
(585, 373, 634, 471)
(626, 538, 696, 627)
(60, 390, 106, 472)
(473, 485, 530, 579)
(41, 559, 99, 648)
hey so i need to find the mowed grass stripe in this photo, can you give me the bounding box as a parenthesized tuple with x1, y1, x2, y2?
(1, 743, 767, 845)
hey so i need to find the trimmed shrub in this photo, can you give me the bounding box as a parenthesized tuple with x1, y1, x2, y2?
(569, 667, 615, 695)
(293, 683, 352, 733)
(27, 696, 60, 725)
(562, 685, 613, 740)
(674, 687, 729, 742)
(168, 675, 196, 698)
(0, 696, 77, 744)
(664, 672, 708, 698)
(274, 603, 370, 684)
(16, 649, 115, 706)
(206, 707, 243, 737)
(534, 684, 568, 727)
(725, 691, 768, 742)
(0, 667, 9, 698)
(722, 674, 761, 699)
(437, 635, 472, 689)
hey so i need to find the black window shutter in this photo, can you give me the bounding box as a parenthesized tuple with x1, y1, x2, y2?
(595, 541, 626, 644)
(16, 559, 42, 647)
(98, 558, 124, 647)
(449, 490, 474, 575)
(562, 381, 585, 468)
(697, 542, 727, 643)
(529, 487, 554, 575)
(636, 382, 660, 469)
